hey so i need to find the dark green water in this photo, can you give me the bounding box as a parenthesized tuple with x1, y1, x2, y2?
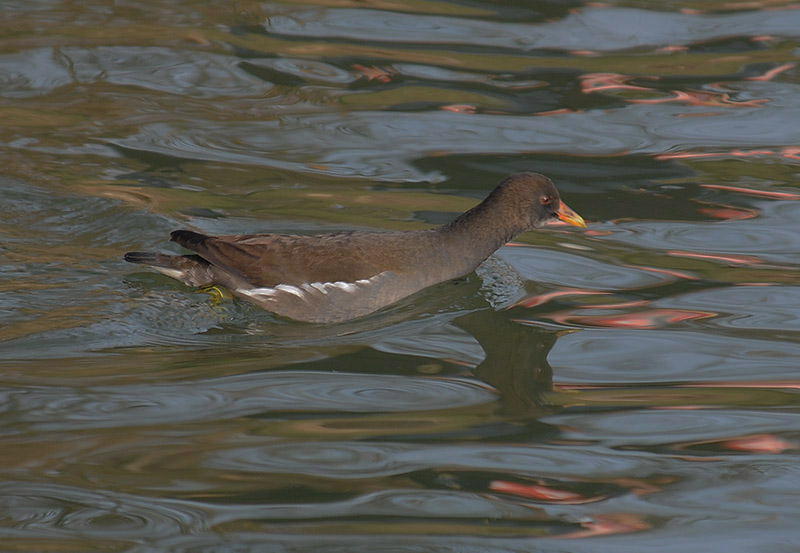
(2, 1, 800, 551)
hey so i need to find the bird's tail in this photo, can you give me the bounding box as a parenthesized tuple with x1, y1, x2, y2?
(123, 251, 214, 287)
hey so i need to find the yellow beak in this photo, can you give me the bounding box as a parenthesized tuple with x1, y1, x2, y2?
(556, 201, 587, 228)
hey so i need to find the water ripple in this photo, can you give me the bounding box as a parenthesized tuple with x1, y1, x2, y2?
(264, 6, 800, 52)
(208, 441, 648, 478)
(0, 482, 209, 540)
(0, 46, 274, 99)
(212, 490, 541, 523)
(243, 57, 355, 85)
(606, 202, 800, 265)
(109, 99, 800, 181)
(66, 46, 274, 97)
(499, 247, 671, 290)
(372, 321, 485, 366)
(551, 329, 800, 383)
(1, 372, 498, 431)
(131, 534, 545, 553)
(663, 285, 800, 332)
(0, 48, 72, 98)
(547, 409, 800, 449)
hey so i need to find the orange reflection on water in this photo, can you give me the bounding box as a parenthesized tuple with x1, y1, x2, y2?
(352, 64, 393, 82)
(440, 104, 477, 113)
(580, 72, 656, 94)
(488, 480, 592, 503)
(560, 513, 651, 539)
(679, 380, 800, 390)
(535, 108, 585, 116)
(676, 429, 796, 455)
(511, 288, 610, 309)
(657, 149, 770, 160)
(546, 308, 715, 329)
(697, 206, 759, 220)
(577, 299, 649, 309)
(746, 62, 796, 81)
(570, 50, 602, 57)
(667, 250, 763, 265)
(583, 229, 613, 237)
(701, 184, 800, 200)
(656, 146, 800, 162)
(630, 89, 768, 107)
(655, 45, 689, 53)
(781, 146, 800, 160)
(721, 434, 796, 453)
(621, 264, 699, 281)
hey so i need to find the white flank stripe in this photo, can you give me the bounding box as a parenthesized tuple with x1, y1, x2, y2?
(238, 272, 385, 302)
(275, 284, 305, 298)
(154, 267, 185, 280)
(239, 287, 277, 297)
(331, 281, 357, 292)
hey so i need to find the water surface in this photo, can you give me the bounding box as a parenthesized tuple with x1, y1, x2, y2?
(2, 0, 800, 551)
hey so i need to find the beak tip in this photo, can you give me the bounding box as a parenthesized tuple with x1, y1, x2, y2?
(556, 201, 587, 229)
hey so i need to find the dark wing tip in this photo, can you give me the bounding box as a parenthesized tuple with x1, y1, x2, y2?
(170, 229, 210, 251)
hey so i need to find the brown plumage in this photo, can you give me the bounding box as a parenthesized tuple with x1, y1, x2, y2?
(124, 172, 586, 323)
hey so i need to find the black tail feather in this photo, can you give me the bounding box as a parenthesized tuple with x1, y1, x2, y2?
(123, 250, 214, 287)
(124, 251, 169, 266)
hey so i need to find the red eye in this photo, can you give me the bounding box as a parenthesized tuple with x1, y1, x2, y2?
(541, 195, 554, 205)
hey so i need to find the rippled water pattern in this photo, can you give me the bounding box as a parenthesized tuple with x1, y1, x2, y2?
(2, 1, 800, 551)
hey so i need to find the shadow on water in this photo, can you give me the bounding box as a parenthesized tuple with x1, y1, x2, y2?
(458, 309, 557, 419)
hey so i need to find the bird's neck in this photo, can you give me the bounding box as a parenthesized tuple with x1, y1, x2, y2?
(435, 200, 528, 275)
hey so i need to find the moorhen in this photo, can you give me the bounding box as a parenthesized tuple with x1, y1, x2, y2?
(125, 172, 586, 323)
